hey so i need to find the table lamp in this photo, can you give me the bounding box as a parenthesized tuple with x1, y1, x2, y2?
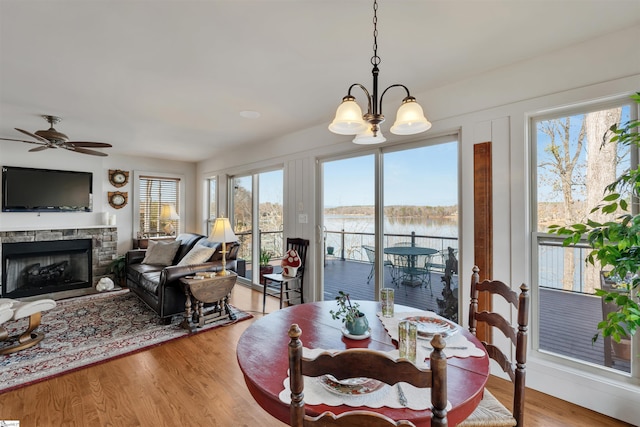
(160, 204, 180, 235)
(208, 217, 238, 276)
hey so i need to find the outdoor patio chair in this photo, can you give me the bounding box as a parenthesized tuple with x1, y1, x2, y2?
(459, 266, 529, 427)
(262, 238, 309, 313)
(362, 245, 394, 285)
(287, 323, 448, 427)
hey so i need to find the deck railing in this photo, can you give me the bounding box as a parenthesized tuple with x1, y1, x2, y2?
(324, 229, 459, 263)
(537, 236, 594, 294)
(233, 229, 593, 295)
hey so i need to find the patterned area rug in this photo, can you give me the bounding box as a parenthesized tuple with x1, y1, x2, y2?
(0, 289, 252, 394)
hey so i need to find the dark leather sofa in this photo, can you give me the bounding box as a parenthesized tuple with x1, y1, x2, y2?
(125, 233, 240, 323)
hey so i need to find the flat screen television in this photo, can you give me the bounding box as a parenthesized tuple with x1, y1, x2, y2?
(2, 166, 93, 212)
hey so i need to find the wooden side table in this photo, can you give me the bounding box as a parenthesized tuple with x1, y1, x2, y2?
(179, 273, 237, 332)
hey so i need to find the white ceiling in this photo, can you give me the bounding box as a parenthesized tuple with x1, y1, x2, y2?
(1, 0, 639, 162)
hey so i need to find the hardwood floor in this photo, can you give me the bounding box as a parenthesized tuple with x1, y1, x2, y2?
(0, 285, 632, 427)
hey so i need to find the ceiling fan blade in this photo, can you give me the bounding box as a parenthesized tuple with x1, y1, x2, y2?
(0, 136, 48, 145)
(66, 141, 113, 148)
(66, 146, 108, 157)
(15, 128, 49, 143)
(29, 145, 53, 152)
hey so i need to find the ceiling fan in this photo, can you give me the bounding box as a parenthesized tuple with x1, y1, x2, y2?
(0, 115, 112, 156)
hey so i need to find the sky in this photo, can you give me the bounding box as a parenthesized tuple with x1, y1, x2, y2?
(253, 139, 459, 207)
(323, 140, 458, 207)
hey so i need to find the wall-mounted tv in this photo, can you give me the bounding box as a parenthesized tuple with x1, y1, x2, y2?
(2, 166, 93, 212)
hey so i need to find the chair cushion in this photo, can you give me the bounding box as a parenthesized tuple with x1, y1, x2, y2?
(177, 243, 216, 266)
(0, 306, 14, 324)
(142, 240, 181, 266)
(11, 299, 57, 320)
(457, 389, 516, 427)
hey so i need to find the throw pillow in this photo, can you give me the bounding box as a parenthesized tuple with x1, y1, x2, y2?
(142, 240, 181, 266)
(177, 244, 216, 266)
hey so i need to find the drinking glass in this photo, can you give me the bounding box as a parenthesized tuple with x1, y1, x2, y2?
(398, 320, 417, 363)
(380, 288, 395, 317)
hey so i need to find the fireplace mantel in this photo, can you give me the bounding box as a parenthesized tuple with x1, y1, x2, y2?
(0, 225, 113, 233)
(0, 227, 117, 298)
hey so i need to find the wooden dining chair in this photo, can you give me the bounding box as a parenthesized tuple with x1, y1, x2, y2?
(287, 323, 448, 427)
(262, 238, 309, 312)
(458, 266, 529, 427)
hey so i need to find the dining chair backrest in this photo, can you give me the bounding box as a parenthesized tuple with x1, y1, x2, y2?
(287, 237, 309, 286)
(468, 266, 529, 427)
(288, 324, 448, 427)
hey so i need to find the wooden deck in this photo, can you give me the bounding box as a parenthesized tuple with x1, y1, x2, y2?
(321, 258, 630, 373)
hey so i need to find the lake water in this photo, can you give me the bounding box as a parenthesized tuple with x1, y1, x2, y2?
(324, 215, 458, 237)
(323, 215, 458, 261)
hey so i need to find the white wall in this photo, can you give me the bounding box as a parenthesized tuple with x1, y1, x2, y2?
(0, 145, 197, 255)
(197, 25, 640, 423)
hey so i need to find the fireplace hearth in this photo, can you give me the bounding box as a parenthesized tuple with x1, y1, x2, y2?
(2, 239, 92, 298)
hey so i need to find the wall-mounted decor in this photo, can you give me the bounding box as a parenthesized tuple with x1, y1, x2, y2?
(108, 191, 128, 209)
(109, 169, 129, 187)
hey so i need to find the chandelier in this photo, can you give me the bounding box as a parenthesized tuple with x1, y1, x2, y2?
(328, 0, 431, 144)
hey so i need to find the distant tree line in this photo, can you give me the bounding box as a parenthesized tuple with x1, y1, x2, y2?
(325, 205, 458, 218)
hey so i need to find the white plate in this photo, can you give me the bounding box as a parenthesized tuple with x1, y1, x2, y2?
(403, 316, 459, 339)
(341, 326, 371, 340)
(319, 375, 384, 395)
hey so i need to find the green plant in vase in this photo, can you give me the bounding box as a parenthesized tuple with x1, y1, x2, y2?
(259, 249, 272, 267)
(109, 255, 126, 287)
(259, 249, 274, 282)
(330, 291, 369, 335)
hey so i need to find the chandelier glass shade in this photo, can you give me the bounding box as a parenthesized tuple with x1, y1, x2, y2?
(352, 127, 387, 145)
(329, 0, 431, 144)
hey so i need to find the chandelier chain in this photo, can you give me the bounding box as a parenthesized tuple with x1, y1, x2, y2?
(371, 0, 380, 67)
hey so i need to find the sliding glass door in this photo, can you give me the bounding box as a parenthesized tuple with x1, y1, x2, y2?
(321, 155, 376, 301)
(230, 169, 283, 285)
(383, 140, 459, 319)
(231, 175, 253, 281)
(320, 136, 459, 319)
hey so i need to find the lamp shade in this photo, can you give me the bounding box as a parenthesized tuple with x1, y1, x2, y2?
(208, 217, 238, 243)
(353, 127, 387, 145)
(328, 97, 368, 135)
(159, 204, 180, 220)
(390, 98, 432, 135)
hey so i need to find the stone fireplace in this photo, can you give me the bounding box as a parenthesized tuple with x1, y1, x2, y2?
(0, 226, 117, 299)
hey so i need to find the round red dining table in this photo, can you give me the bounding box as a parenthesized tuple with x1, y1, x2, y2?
(236, 301, 490, 426)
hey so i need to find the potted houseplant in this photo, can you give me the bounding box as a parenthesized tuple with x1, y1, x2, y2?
(330, 291, 369, 335)
(109, 254, 127, 287)
(549, 93, 640, 344)
(259, 249, 274, 282)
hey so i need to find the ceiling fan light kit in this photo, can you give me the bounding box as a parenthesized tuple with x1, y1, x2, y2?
(0, 115, 112, 156)
(329, 0, 431, 144)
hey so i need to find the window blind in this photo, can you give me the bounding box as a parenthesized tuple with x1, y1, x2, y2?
(138, 175, 180, 236)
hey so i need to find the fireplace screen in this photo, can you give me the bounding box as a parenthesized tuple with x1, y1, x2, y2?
(2, 239, 92, 298)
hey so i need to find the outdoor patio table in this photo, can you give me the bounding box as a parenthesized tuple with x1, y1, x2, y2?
(236, 300, 490, 426)
(384, 246, 438, 286)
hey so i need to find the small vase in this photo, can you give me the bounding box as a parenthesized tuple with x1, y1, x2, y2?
(345, 312, 369, 335)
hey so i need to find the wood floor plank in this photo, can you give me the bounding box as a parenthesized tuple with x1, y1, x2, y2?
(0, 284, 631, 426)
